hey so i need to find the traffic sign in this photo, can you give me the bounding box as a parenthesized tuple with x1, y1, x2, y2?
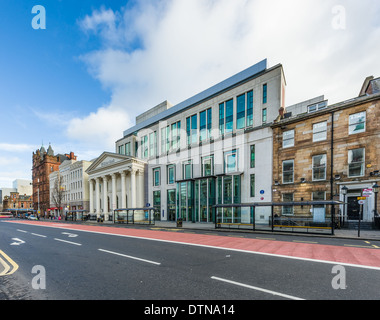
(358, 200, 365, 205)
(357, 197, 366, 201)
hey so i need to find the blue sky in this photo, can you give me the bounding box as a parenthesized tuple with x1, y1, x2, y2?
(1, 0, 380, 188)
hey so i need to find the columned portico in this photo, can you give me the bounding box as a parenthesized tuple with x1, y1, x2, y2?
(86, 152, 146, 219)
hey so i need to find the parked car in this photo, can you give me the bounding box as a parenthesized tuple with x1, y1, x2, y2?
(28, 215, 38, 220)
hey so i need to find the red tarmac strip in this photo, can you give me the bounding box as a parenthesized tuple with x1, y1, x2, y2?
(6, 220, 380, 269)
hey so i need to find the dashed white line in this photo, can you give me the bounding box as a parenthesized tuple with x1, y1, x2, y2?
(211, 276, 305, 300)
(98, 249, 161, 266)
(31, 233, 47, 238)
(54, 238, 82, 246)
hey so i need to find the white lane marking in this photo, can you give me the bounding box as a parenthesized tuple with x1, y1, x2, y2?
(62, 232, 78, 238)
(17, 229, 28, 233)
(54, 238, 82, 246)
(31, 233, 47, 238)
(98, 249, 161, 266)
(10, 238, 25, 246)
(211, 276, 305, 301)
(7, 221, 380, 271)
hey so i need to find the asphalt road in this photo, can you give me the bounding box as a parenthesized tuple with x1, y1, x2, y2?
(1, 219, 380, 303)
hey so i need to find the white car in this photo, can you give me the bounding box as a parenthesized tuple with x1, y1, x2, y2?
(28, 215, 38, 220)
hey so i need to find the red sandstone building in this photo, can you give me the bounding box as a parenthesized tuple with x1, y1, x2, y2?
(32, 144, 77, 217)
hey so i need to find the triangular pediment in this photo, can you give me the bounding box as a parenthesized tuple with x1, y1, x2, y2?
(86, 152, 132, 173)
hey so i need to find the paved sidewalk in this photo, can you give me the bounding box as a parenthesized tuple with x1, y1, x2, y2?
(117, 220, 380, 241)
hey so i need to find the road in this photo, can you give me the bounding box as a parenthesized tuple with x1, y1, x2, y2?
(1, 219, 380, 304)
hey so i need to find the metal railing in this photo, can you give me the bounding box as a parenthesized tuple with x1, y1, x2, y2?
(214, 201, 343, 235)
(113, 208, 156, 226)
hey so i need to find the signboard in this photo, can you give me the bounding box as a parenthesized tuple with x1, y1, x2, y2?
(313, 208, 326, 223)
(362, 188, 373, 197)
(357, 197, 366, 201)
(358, 200, 365, 205)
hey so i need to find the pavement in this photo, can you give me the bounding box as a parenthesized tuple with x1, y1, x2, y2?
(4, 217, 380, 241)
(83, 219, 380, 241)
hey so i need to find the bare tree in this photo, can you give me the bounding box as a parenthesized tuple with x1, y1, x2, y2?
(51, 174, 65, 218)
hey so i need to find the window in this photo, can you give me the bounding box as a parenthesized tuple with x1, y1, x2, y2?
(153, 168, 160, 186)
(313, 121, 327, 142)
(283, 160, 294, 184)
(170, 121, 181, 150)
(312, 154, 327, 181)
(263, 84, 267, 104)
(236, 94, 245, 130)
(200, 108, 212, 142)
(225, 150, 238, 173)
(167, 165, 175, 184)
(161, 126, 169, 154)
(262, 108, 267, 124)
(237, 91, 254, 129)
(349, 112, 366, 135)
(125, 142, 131, 156)
(250, 174, 255, 197)
(183, 161, 192, 179)
(219, 99, 234, 134)
(308, 101, 327, 113)
(250, 145, 255, 168)
(282, 193, 294, 215)
(186, 115, 198, 145)
(141, 135, 148, 159)
(225, 99, 233, 133)
(219, 103, 224, 135)
(202, 155, 214, 176)
(118, 145, 124, 155)
(283, 130, 295, 148)
(149, 131, 157, 157)
(348, 148, 365, 177)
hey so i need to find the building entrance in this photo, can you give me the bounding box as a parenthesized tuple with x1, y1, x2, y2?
(347, 196, 362, 221)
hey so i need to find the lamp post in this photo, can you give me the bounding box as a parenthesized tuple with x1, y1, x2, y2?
(373, 183, 379, 229)
(342, 186, 348, 228)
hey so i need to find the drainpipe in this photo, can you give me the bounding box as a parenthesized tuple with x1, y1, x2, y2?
(330, 111, 335, 235)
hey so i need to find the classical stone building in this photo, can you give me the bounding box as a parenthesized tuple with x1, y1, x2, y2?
(86, 152, 146, 221)
(32, 144, 77, 217)
(272, 76, 380, 225)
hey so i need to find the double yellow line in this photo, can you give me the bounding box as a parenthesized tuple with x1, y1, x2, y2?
(0, 250, 19, 276)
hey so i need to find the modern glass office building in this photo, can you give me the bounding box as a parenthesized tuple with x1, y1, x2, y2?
(112, 59, 286, 223)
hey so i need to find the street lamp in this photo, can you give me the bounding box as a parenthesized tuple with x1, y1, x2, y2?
(373, 183, 379, 215)
(342, 186, 348, 227)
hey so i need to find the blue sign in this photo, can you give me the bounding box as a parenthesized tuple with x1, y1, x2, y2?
(260, 190, 265, 195)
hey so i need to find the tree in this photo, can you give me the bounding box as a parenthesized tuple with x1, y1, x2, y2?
(51, 174, 65, 218)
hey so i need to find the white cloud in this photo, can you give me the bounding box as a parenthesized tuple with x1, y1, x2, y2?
(70, 0, 380, 152)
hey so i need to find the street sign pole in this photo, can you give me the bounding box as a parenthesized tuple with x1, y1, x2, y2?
(358, 204, 362, 238)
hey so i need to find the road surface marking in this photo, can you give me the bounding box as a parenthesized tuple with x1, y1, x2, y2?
(98, 249, 161, 266)
(293, 240, 318, 244)
(211, 276, 304, 300)
(62, 232, 78, 238)
(17, 229, 28, 233)
(6, 221, 380, 271)
(0, 250, 19, 276)
(31, 233, 47, 238)
(10, 238, 25, 246)
(54, 238, 82, 246)
(0, 255, 10, 276)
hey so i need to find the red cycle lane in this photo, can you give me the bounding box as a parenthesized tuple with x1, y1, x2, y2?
(6, 220, 380, 270)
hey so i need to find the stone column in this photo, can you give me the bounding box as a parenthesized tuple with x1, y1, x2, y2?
(95, 178, 100, 217)
(130, 169, 136, 208)
(89, 179, 94, 214)
(103, 176, 108, 220)
(121, 171, 126, 209)
(111, 173, 117, 212)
